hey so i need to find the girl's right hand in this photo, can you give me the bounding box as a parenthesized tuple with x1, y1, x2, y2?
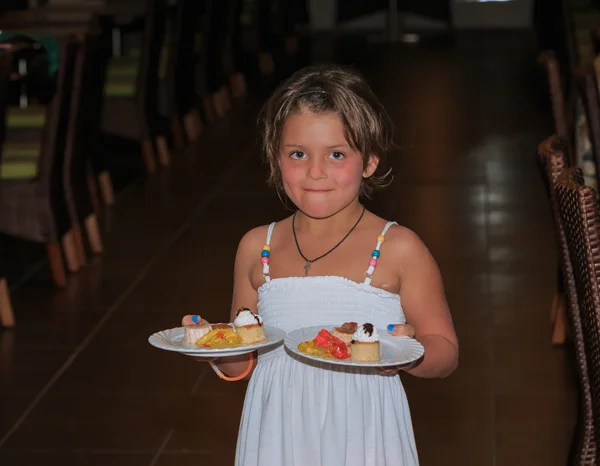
(181, 314, 217, 363)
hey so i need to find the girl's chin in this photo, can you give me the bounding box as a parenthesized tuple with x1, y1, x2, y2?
(294, 200, 355, 220)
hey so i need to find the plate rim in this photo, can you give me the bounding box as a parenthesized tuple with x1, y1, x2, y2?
(284, 325, 424, 368)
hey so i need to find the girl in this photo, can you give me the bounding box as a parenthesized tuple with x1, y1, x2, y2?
(183, 64, 458, 465)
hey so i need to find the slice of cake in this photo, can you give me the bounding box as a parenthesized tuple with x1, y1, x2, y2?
(184, 323, 212, 344)
(332, 322, 358, 345)
(233, 307, 266, 344)
(350, 323, 380, 362)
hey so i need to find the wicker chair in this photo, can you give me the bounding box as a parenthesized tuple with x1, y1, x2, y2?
(537, 135, 572, 345)
(556, 168, 600, 464)
(538, 142, 596, 463)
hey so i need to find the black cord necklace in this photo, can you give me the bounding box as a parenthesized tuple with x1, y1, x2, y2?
(292, 205, 366, 276)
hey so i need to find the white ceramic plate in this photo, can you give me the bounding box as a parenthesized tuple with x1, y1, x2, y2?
(285, 326, 424, 368)
(149, 325, 286, 357)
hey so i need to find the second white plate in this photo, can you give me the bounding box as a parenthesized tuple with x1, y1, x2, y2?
(284, 326, 424, 368)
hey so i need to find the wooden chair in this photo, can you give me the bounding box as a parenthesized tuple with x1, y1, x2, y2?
(0, 34, 82, 287)
(62, 30, 107, 263)
(556, 168, 600, 464)
(0, 51, 15, 328)
(160, 0, 205, 146)
(101, 0, 169, 173)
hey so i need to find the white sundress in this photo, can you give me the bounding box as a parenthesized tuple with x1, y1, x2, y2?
(235, 221, 419, 466)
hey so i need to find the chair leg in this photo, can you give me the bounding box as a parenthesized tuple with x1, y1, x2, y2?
(551, 293, 567, 346)
(220, 86, 231, 111)
(202, 95, 215, 124)
(98, 170, 115, 206)
(141, 140, 157, 174)
(170, 119, 186, 150)
(156, 136, 170, 167)
(0, 278, 14, 328)
(87, 173, 102, 218)
(62, 230, 81, 273)
(230, 72, 247, 99)
(212, 92, 226, 118)
(184, 109, 203, 142)
(550, 289, 560, 323)
(85, 214, 104, 254)
(258, 52, 275, 75)
(46, 242, 66, 287)
(71, 225, 87, 266)
(284, 36, 299, 56)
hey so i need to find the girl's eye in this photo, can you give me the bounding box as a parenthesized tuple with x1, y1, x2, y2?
(290, 151, 306, 159)
(329, 152, 345, 160)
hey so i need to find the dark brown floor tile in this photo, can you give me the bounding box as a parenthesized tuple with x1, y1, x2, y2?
(27, 392, 194, 425)
(1, 419, 168, 451)
(48, 346, 200, 395)
(0, 347, 71, 396)
(155, 452, 232, 466)
(493, 339, 576, 397)
(0, 396, 31, 441)
(418, 444, 493, 466)
(495, 447, 570, 466)
(495, 393, 576, 432)
(496, 421, 574, 466)
(413, 419, 493, 466)
(165, 395, 245, 451)
(0, 452, 153, 466)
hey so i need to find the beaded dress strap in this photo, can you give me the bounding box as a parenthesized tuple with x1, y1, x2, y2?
(363, 221, 398, 285)
(261, 222, 276, 282)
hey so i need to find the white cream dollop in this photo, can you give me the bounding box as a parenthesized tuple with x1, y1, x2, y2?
(234, 309, 263, 327)
(352, 323, 380, 343)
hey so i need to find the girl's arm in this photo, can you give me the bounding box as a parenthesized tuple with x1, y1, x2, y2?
(391, 228, 459, 378)
(210, 227, 265, 380)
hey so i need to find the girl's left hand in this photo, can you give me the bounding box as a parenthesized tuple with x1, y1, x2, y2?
(378, 324, 418, 375)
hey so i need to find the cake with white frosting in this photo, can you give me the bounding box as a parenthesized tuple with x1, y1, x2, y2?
(234, 307, 266, 344)
(350, 323, 380, 362)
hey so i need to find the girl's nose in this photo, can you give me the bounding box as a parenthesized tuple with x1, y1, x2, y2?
(307, 159, 327, 180)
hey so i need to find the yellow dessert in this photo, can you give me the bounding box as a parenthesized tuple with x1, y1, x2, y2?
(196, 326, 242, 348)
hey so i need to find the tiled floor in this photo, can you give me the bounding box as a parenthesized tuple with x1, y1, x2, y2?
(0, 32, 576, 465)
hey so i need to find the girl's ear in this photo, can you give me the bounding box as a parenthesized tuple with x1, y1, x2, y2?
(363, 155, 379, 178)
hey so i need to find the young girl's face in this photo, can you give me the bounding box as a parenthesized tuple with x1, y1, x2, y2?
(279, 110, 378, 218)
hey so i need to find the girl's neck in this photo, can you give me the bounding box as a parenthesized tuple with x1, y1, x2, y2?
(294, 201, 365, 236)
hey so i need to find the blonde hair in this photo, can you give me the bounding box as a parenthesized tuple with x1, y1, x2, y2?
(258, 64, 394, 198)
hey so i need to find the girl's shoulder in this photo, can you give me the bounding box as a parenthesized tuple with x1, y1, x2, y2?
(381, 221, 436, 271)
(236, 218, 291, 257)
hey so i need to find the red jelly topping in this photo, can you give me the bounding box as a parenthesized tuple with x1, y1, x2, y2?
(314, 329, 351, 359)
